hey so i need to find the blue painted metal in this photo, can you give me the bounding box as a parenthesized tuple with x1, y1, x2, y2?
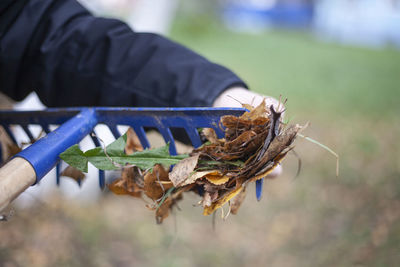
(56, 163, 61, 186)
(0, 107, 246, 188)
(16, 108, 98, 183)
(255, 178, 264, 201)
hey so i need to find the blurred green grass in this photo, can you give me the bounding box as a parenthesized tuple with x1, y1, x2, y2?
(1, 16, 400, 267)
(170, 19, 400, 118)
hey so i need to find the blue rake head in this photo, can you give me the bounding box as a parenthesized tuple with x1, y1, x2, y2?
(0, 107, 265, 198)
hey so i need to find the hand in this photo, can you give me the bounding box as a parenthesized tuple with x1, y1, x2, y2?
(212, 86, 283, 178)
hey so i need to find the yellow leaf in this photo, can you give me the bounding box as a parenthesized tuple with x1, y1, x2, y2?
(203, 186, 243, 216)
(248, 151, 288, 183)
(205, 174, 229, 185)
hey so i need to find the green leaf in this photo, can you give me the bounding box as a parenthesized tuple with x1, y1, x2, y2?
(106, 133, 127, 155)
(60, 136, 188, 173)
(59, 145, 88, 173)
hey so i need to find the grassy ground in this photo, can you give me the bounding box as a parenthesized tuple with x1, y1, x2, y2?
(1, 17, 400, 267)
(170, 18, 400, 119)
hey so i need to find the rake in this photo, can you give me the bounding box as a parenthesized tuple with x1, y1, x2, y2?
(0, 107, 266, 211)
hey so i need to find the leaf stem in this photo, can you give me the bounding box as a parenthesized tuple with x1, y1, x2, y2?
(297, 133, 339, 177)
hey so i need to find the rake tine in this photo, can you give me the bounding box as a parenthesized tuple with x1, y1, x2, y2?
(255, 178, 264, 201)
(132, 126, 150, 149)
(2, 124, 17, 144)
(56, 162, 61, 186)
(108, 125, 121, 140)
(99, 170, 105, 189)
(184, 127, 202, 148)
(158, 127, 177, 155)
(40, 124, 51, 134)
(21, 125, 35, 143)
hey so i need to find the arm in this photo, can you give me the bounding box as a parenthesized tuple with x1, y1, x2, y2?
(0, 0, 246, 107)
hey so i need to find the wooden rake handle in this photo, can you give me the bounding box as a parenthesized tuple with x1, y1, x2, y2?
(0, 108, 98, 212)
(0, 157, 36, 211)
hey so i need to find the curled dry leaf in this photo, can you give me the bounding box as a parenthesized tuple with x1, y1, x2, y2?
(107, 166, 143, 198)
(230, 187, 247, 215)
(203, 186, 244, 216)
(60, 166, 86, 184)
(168, 154, 200, 187)
(107, 178, 142, 198)
(202, 128, 219, 144)
(125, 127, 143, 154)
(203, 192, 212, 207)
(144, 164, 172, 200)
(205, 174, 230, 185)
(240, 98, 268, 120)
(156, 198, 172, 224)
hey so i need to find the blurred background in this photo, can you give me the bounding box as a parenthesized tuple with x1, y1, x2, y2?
(1, 0, 400, 266)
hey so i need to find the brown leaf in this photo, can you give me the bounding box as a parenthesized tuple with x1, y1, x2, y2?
(230, 187, 247, 215)
(202, 128, 219, 144)
(247, 150, 290, 183)
(224, 130, 257, 151)
(155, 198, 172, 224)
(60, 166, 86, 184)
(203, 186, 243, 216)
(168, 154, 200, 187)
(190, 170, 221, 181)
(125, 127, 143, 154)
(107, 178, 142, 198)
(122, 166, 144, 194)
(240, 124, 301, 179)
(107, 166, 143, 198)
(144, 164, 172, 200)
(239, 99, 268, 120)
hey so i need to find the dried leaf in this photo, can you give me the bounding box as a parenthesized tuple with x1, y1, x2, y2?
(230, 187, 247, 215)
(202, 128, 219, 144)
(107, 178, 141, 198)
(203, 186, 243, 216)
(205, 174, 229, 185)
(60, 166, 86, 184)
(126, 166, 144, 189)
(224, 130, 257, 151)
(203, 192, 212, 207)
(247, 149, 291, 183)
(168, 154, 200, 186)
(190, 170, 220, 181)
(156, 198, 172, 224)
(240, 99, 268, 120)
(125, 127, 143, 154)
(144, 164, 172, 200)
(241, 124, 301, 179)
(122, 166, 144, 195)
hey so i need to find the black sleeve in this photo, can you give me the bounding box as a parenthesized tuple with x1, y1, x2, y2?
(0, 0, 247, 108)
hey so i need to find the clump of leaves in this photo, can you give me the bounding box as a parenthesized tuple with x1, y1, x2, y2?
(60, 100, 336, 223)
